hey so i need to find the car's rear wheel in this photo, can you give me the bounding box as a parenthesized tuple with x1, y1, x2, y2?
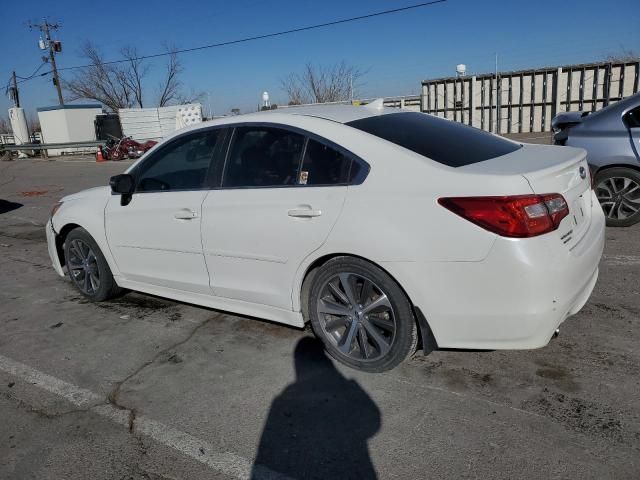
(308, 257, 418, 372)
(64, 227, 121, 301)
(594, 167, 640, 227)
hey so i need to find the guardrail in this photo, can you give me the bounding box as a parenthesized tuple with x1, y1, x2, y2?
(0, 141, 103, 158)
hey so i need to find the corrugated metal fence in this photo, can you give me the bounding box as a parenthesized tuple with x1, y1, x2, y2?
(420, 60, 640, 133)
(119, 104, 203, 141)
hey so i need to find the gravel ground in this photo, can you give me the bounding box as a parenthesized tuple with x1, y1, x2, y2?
(0, 157, 638, 479)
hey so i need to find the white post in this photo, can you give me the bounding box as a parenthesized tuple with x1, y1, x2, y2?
(470, 76, 477, 128)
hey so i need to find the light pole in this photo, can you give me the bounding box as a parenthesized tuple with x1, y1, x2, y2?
(207, 92, 213, 119)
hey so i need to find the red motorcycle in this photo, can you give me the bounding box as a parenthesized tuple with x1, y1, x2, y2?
(99, 136, 157, 161)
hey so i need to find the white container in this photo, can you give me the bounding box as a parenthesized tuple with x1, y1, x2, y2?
(8, 107, 30, 158)
(37, 104, 102, 156)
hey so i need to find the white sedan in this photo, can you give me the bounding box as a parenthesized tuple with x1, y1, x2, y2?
(46, 104, 605, 372)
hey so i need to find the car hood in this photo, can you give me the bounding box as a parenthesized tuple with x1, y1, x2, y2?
(61, 186, 111, 202)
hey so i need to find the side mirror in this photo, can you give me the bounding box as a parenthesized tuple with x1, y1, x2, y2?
(109, 174, 135, 195)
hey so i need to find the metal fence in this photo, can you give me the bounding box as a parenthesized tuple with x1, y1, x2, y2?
(0, 132, 43, 145)
(421, 60, 640, 133)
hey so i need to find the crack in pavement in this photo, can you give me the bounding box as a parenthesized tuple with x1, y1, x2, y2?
(4, 256, 51, 268)
(0, 320, 292, 479)
(106, 313, 222, 417)
(2, 392, 92, 419)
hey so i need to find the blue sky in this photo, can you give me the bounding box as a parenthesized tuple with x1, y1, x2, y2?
(2, 0, 639, 117)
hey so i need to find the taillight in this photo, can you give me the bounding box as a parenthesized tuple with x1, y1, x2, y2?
(438, 194, 569, 238)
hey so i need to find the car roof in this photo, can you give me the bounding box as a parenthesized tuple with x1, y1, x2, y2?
(584, 91, 640, 124)
(253, 103, 404, 124)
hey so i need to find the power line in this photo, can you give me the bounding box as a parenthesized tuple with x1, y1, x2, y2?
(16, 62, 48, 80)
(3, 66, 50, 93)
(4, 1, 446, 94)
(54, 1, 446, 72)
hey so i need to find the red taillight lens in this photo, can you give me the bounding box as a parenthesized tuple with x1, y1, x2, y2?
(438, 194, 569, 238)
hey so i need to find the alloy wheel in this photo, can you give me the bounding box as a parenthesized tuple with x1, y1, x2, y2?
(316, 272, 396, 362)
(595, 176, 640, 220)
(67, 239, 100, 295)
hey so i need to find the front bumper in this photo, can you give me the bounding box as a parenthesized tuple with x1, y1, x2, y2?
(46, 219, 66, 277)
(384, 191, 606, 350)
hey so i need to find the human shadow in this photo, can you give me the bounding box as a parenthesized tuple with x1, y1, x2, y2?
(0, 199, 23, 215)
(251, 337, 381, 480)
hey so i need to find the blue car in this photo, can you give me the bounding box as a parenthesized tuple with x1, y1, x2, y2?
(552, 92, 640, 227)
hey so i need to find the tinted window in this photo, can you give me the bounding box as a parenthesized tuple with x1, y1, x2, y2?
(224, 127, 305, 187)
(300, 139, 352, 185)
(347, 112, 521, 167)
(136, 130, 219, 191)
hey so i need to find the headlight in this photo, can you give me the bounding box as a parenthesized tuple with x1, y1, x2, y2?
(50, 201, 63, 218)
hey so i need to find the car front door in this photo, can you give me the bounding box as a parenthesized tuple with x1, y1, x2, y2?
(105, 128, 223, 294)
(626, 105, 640, 161)
(201, 126, 366, 311)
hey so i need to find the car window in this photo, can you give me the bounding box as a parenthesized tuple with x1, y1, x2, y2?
(224, 127, 305, 187)
(625, 106, 640, 128)
(299, 139, 352, 185)
(136, 130, 220, 192)
(346, 112, 521, 167)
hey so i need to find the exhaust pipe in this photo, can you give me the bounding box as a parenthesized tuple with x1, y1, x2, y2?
(553, 328, 560, 339)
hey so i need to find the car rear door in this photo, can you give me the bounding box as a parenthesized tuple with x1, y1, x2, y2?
(201, 125, 365, 310)
(105, 128, 224, 294)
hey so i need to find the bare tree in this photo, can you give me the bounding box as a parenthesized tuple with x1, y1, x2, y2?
(281, 73, 307, 105)
(0, 116, 10, 134)
(120, 46, 150, 108)
(64, 42, 201, 111)
(157, 48, 182, 107)
(176, 88, 206, 105)
(281, 61, 367, 105)
(64, 41, 131, 112)
(606, 48, 640, 63)
(27, 113, 41, 133)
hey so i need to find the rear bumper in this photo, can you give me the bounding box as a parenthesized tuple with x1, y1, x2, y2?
(46, 219, 65, 278)
(384, 191, 605, 350)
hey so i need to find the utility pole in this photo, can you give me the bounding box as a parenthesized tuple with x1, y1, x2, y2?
(207, 91, 213, 119)
(349, 74, 354, 103)
(10, 71, 20, 108)
(31, 19, 64, 105)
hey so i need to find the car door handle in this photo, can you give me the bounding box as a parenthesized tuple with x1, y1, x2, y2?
(174, 209, 199, 220)
(288, 207, 322, 218)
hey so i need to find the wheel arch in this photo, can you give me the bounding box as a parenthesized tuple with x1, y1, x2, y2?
(592, 162, 640, 177)
(295, 252, 438, 353)
(54, 222, 82, 269)
(53, 221, 120, 277)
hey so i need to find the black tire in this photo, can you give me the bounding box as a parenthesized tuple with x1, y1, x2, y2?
(308, 256, 418, 372)
(64, 227, 122, 302)
(594, 167, 640, 227)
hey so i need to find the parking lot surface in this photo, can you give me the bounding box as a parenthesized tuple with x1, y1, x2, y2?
(1, 157, 639, 479)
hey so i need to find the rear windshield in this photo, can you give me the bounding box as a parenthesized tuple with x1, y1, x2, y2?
(346, 112, 521, 167)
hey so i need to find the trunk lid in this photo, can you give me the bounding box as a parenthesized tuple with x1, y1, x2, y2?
(463, 144, 592, 247)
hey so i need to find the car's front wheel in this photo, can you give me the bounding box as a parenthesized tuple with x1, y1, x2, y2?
(594, 167, 640, 227)
(64, 227, 121, 301)
(308, 257, 418, 372)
